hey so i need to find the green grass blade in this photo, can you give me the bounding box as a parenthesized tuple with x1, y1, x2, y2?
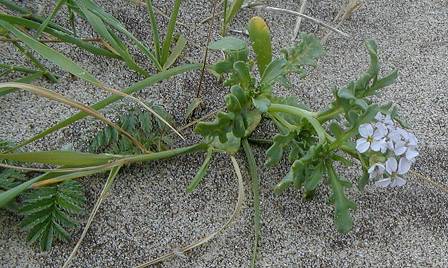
(242, 139, 261, 268)
(145, 0, 161, 61)
(0, 14, 119, 58)
(187, 148, 213, 192)
(0, 20, 99, 84)
(0, 151, 115, 166)
(76, 2, 149, 77)
(80, 0, 162, 70)
(0, 173, 47, 208)
(0, 0, 71, 33)
(35, 0, 66, 38)
(222, 0, 244, 34)
(162, 35, 186, 70)
(0, 72, 44, 97)
(160, 0, 182, 65)
(12, 63, 201, 150)
(10, 40, 58, 83)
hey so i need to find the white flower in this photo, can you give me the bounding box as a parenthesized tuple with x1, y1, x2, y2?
(375, 157, 410, 187)
(368, 163, 385, 179)
(387, 127, 419, 160)
(375, 112, 394, 129)
(356, 123, 388, 153)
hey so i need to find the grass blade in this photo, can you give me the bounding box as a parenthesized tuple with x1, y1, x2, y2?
(187, 148, 213, 192)
(0, 173, 47, 208)
(80, 0, 162, 70)
(0, 151, 115, 166)
(160, 0, 182, 65)
(0, 82, 147, 153)
(12, 63, 201, 150)
(35, 0, 66, 38)
(0, 14, 119, 58)
(31, 168, 110, 188)
(62, 165, 121, 268)
(77, 2, 149, 77)
(0, 71, 45, 97)
(1, 20, 182, 141)
(162, 35, 186, 70)
(242, 139, 261, 268)
(145, 0, 161, 60)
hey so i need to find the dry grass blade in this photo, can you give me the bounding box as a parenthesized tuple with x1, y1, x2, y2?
(63, 166, 122, 268)
(411, 171, 448, 194)
(292, 0, 307, 41)
(321, 0, 362, 44)
(135, 155, 245, 267)
(260, 6, 350, 38)
(0, 82, 147, 153)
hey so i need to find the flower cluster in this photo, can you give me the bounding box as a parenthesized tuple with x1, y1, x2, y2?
(356, 113, 419, 188)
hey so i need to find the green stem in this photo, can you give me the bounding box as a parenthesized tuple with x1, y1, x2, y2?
(268, 104, 326, 142)
(125, 143, 207, 163)
(242, 139, 261, 268)
(317, 106, 344, 123)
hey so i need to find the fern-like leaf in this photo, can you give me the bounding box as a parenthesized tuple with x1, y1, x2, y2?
(19, 180, 86, 251)
(90, 104, 174, 154)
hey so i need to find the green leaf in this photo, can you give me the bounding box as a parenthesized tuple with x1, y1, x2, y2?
(184, 98, 203, 120)
(260, 58, 287, 87)
(282, 33, 324, 76)
(163, 35, 187, 70)
(19, 180, 86, 251)
(248, 16, 272, 76)
(233, 61, 252, 89)
(209, 36, 246, 51)
(244, 110, 261, 137)
(265, 132, 294, 167)
(187, 149, 213, 192)
(327, 163, 356, 233)
(253, 95, 271, 113)
(211, 132, 241, 154)
(304, 163, 323, 192)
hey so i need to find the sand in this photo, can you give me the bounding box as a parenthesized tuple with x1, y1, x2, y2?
(0, 0, 447, 267)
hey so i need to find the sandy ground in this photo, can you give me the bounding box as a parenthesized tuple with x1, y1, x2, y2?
(1, 0, 448, 267)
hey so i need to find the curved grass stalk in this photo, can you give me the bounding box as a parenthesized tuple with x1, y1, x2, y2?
(0, 143, 207, 208)
(0, 20, 186, 142)
(135, 154, 245, 267)
(62, 165, 122, 268)
(0, 82, 147, 153)
(10, 63, 201, 151)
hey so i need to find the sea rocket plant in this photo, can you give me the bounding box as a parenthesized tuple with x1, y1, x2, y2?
(357, 112, 419, 187)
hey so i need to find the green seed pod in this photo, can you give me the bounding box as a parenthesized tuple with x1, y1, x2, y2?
(248, 16, 273, 76)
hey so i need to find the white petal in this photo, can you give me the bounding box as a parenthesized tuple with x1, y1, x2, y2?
(359, 123, 374, 138)
(390, 177, 406, 187)
(375, 112, 385, 121)
(374, 122, 388, 137)
(356, 139, 370, 153)
(407, 133, 418, 146)
(385, 157, 398, 174)
(397, 157, 411, 175)
(406, 148, 419, 160)
(371, 139, 387, 152)
(375, 178, 391, 188)
(394, 146, 407, 156)
(384, 114, 393, 125)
